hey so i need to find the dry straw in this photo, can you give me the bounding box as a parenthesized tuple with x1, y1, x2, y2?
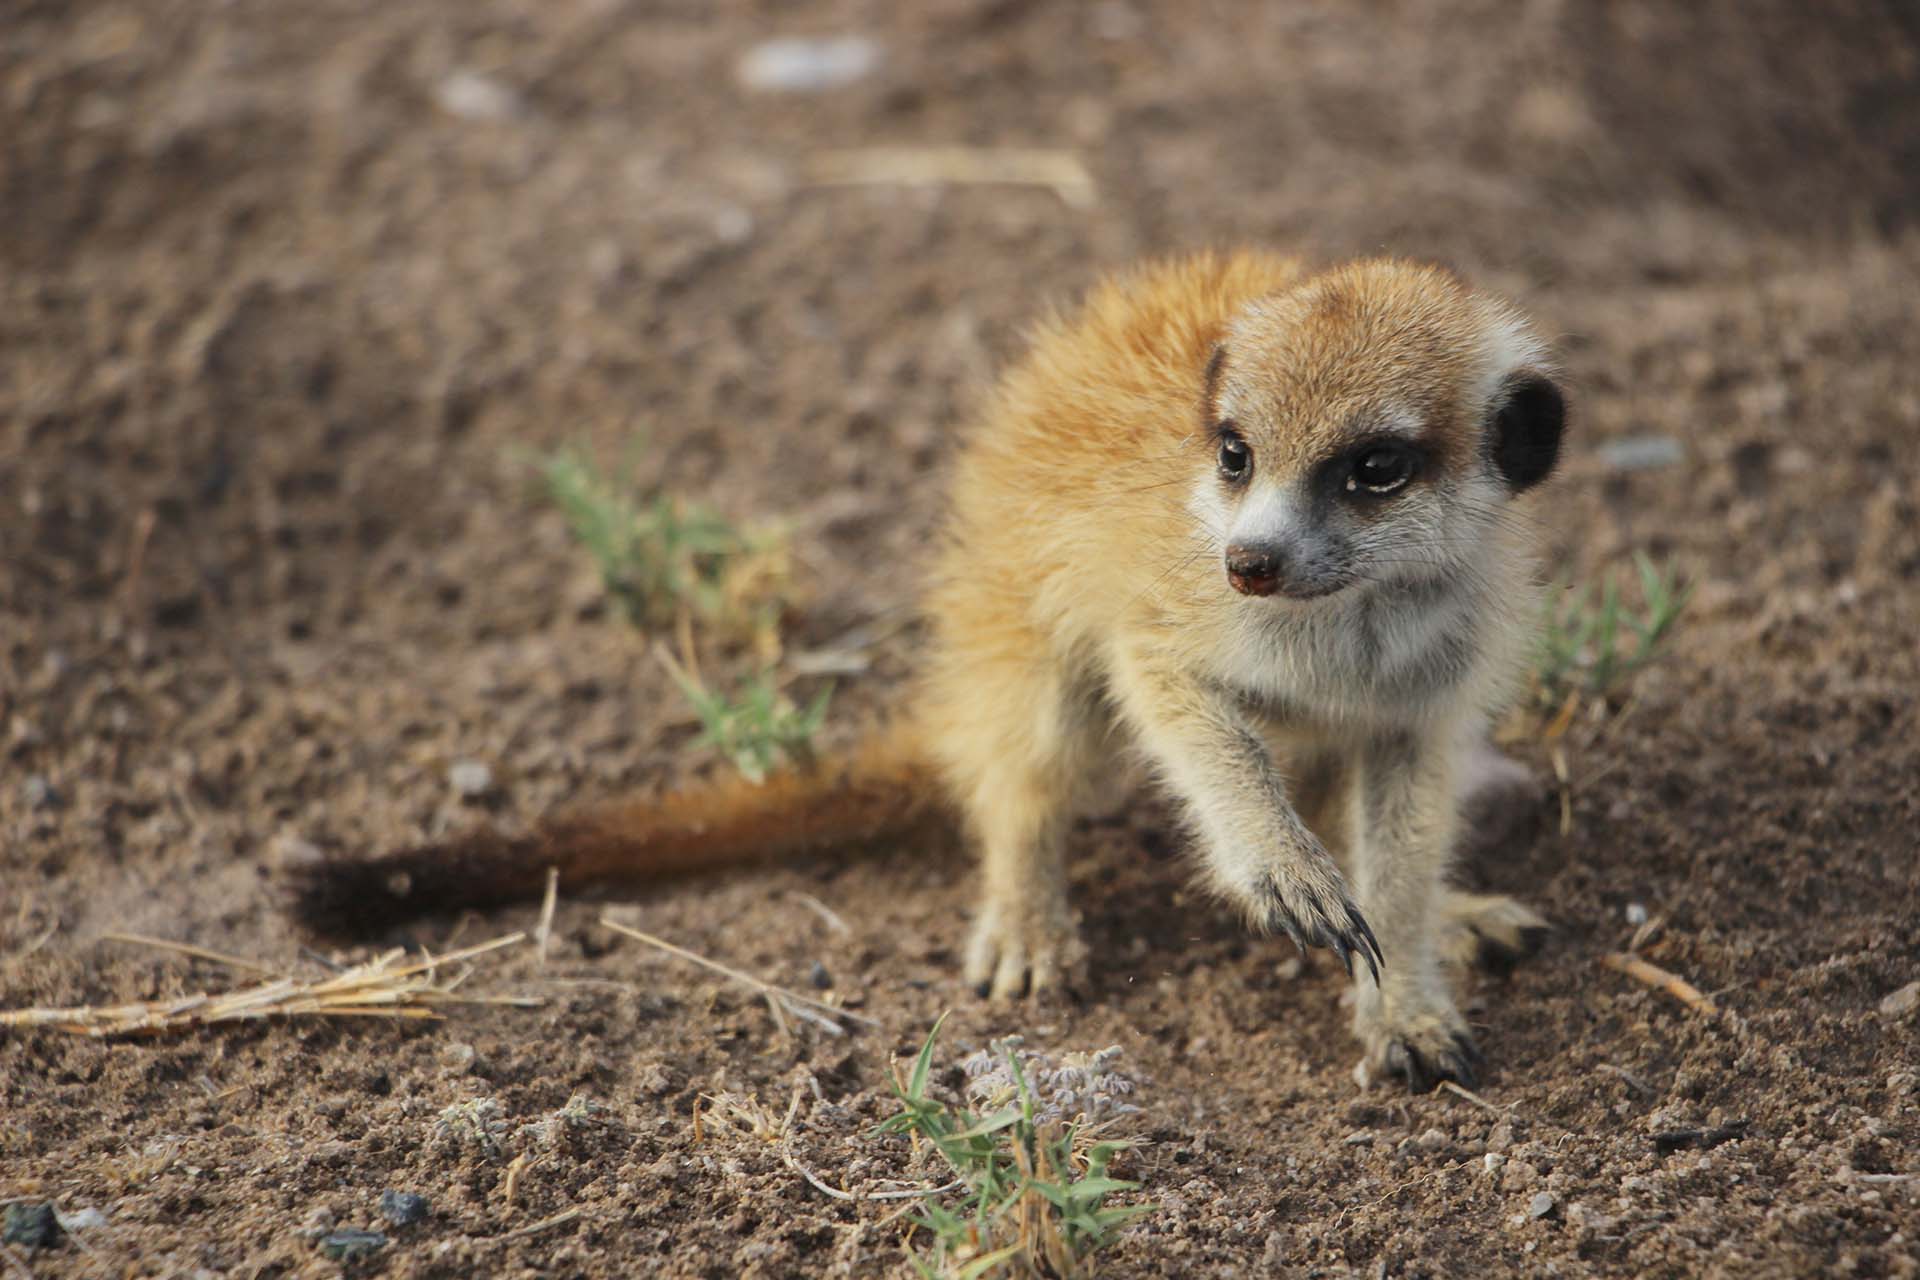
(1, 932, 541, 1038)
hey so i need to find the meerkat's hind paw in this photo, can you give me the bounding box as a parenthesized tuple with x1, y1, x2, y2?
(1440, 891, 1550, 974)
(1385, 1030, 1484, 1093)
(1358, 1005, 1482, 1092)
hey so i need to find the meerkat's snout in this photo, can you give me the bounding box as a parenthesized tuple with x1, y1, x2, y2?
(1223, 536, 1346, 599)
(1223, 541, 1287, 596)
(1218, 482, 1355, 600)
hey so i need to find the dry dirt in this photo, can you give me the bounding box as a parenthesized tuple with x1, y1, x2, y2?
(4, 2, 1919, 1276)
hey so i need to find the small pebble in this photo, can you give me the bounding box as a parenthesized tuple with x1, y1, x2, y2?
(319, 1229, 388, 1261)
(1342, 1129, 1376, 1146)
(1597, 435, 1684, 471)
(736, 36, 879, 93)
(1528, 1191, 1557, 1220)
(436, 70, 521, 122)
(379, 1191, 430, 1228)
(1879, 981, 1919, 1018)
(807, 960, 832, 990)
(21, 774, 56, 809)
(55, 1207, 107, 1232)
(1484, 1152, 1507, 1175)
(1624, 902, 1648, 926)
(448, 760, 493, 799)
(1274, 955, 1305, 981)
(3, 1203, 61, 1249)
(1416, 1127, 1449, 1153)
(440, 1041, 478, 1074)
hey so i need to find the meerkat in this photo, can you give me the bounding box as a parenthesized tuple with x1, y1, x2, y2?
(291, 250, 1562, 1090)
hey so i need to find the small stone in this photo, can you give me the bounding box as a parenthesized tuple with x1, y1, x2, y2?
(735, 36, 879, 93)
(20, 774, 56, 809)
(54, 1207, 107, 1232)
(378, 1191, 430, 1228)
(1274, 955, 1305, 981)
(1528, 1191, 1557, 1220)
(1416, 1127, 1449, 1153)
(448, 760, 493, 799)
(807, 960, 832, 990)
(3, 1203, 61, 1248)
(1484, 1152, 1507, 1175)
(1879, 981, 1920, 1018)
(1343, 1129, 1376, 1146)
(1487, 1120, 1515, 1152)
(1624, 902, 1648, 926)
(319, 1229, 388, 1261)
(440, 1041, 478, 1074)
(272, 833, 326, 871)
(436, 70, 521, 122)
(1597, 435, 1684, 472)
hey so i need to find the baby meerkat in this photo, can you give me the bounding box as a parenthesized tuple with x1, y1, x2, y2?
(291, 250, 1561, 1091)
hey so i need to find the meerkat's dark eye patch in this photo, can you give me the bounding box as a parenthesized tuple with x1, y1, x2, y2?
(1216, 422, 1252, 483)
(1490, 374, 1565, 492)
(1345, 445, 1419, 496)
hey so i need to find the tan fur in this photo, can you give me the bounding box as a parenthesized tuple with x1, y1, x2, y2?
(916, 251, 1559, 1085)
(290, 250, 1561, 1089)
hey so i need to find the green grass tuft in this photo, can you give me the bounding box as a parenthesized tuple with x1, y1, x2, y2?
(662, 659, 833, 785)
(530, 442, 791, 645)
(1532, 551, 1691, 718)
(878, 1016, 1150, 1279)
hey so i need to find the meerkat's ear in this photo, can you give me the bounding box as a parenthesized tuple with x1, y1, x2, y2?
(1489, 373, 1565, 492)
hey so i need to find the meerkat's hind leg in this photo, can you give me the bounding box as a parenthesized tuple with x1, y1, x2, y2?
(1457, 731, 1543, 849)
(943, 666, 1100, 1001)
(960, 759, 1084, 999)
(1439, 890, 1550, 974)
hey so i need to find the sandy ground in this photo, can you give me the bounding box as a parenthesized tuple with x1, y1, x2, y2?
(3, 1, 1918, 1275)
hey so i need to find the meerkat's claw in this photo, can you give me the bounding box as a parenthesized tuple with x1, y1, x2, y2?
(1385, 1029, 1482, 1093)
(1251, 869, 1383, 982)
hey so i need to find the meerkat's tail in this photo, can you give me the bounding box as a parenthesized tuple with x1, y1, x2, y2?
(284, 717, 940, 936)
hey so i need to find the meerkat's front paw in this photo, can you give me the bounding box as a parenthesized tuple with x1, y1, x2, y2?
(1242, 858, 1383, 983)
(964, 892, 1080, 1000)
(1439, 891, 1550, 973)
(1357, 998, 1482, 1093)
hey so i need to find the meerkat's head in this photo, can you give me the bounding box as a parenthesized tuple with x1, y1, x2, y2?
(1193, 259, 1563, 602)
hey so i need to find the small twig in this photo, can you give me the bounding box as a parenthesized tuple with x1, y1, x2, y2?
(1856, 1173, 1915, 1184)
(535, 868, 560, 965)
(805, 146, 1097, 208)
(598, 917, 878, 1030)
(1596, 1062, 1653, 1097)
(779, 1145, 963, 1204)
(491, 1207, 582, 1242)
(121, 504, 157, 617)
(1438, 1080, 1509, 1113)
(1551, 745, 1573, 837)
(1602, 952, 1720, 1016)
(100, 931, 279, 976)
(791, 892, 853, 937)
(502, 1153, 534, 1208)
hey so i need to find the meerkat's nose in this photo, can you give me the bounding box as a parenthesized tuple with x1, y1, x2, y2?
(1224, 542, 1290, 596)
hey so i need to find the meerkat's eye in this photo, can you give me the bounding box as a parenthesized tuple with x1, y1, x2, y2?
(1346, 446, 1418, 496)
(1217, 426, 1252, 483)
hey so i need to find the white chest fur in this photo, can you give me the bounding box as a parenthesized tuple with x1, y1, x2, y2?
(1208, 573, 1488, 732)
